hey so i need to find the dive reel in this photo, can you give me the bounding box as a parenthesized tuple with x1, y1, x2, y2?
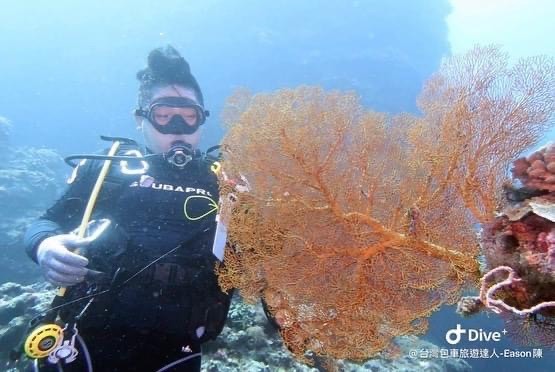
(25, 323, 80, 364)
(24, 323, 63, 360)
(23, 219, 113, 367)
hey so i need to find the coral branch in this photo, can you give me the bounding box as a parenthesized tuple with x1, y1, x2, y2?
(480, 266, 555, 315)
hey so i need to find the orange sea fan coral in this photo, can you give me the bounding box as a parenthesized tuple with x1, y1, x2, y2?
(216, 46, 555, 363)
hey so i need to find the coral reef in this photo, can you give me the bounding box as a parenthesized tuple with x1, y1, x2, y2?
(0, 116, 65, 284)
(0, 281, 53, 367)
(1, 284, 469, 372)
(204, 297, 471, 372)
(215, 45, 555, 363)
(512, 144, 555, 192)
(458, 146, 555, 348)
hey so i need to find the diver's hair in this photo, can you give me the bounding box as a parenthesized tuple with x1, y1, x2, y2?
(136, 45, 204, 108)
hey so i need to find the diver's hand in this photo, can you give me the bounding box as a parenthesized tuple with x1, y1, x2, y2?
(36, 234, 90, 287)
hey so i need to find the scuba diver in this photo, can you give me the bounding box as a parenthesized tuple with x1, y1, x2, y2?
(21, 45, 232, 371)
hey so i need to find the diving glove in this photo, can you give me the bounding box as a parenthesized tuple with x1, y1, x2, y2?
(36, 234, 90, 287)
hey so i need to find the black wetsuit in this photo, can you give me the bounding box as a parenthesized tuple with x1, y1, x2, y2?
(24, 145, 232, 372)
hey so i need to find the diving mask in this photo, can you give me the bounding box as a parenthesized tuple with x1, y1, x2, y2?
(135, 96, 209, 135)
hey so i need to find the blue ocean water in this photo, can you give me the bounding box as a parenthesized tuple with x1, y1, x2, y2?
(0, 1, 553, 371)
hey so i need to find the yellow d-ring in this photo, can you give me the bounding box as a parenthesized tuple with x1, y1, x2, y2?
(24, 324, 64, 359)
(210, 161, 221, 174)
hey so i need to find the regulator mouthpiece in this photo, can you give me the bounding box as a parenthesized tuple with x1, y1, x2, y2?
(165, 142, 194, 169)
